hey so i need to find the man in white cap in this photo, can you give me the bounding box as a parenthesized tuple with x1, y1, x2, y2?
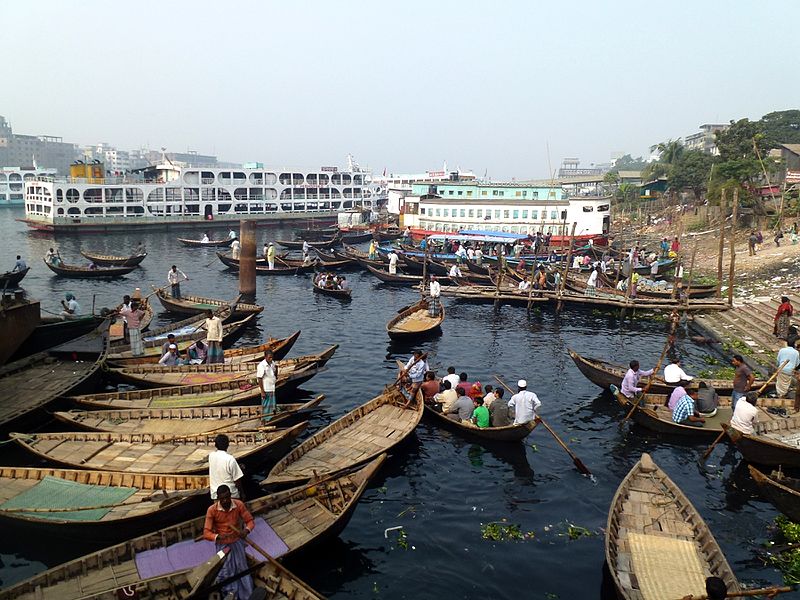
(508, 379, 541, 425)
(159, 343, 180, 366)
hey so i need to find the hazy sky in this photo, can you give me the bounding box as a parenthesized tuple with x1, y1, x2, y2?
(2, 1, 798, 179)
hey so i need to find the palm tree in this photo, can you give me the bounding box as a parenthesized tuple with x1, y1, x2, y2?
(650, 139, 684, 165)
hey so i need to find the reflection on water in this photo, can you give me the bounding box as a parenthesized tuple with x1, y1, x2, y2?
(0, 210, 788, 597)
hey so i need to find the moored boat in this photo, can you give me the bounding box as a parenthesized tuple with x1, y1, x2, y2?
(0, 467, 208, 543)
(423, 402, 536, 442)
(276, 235, 341, 250)
(748, 465, 800, 522)
(177, 237, 234, 248)
(10, 314, 105, 361)
(265, 387, 422, 486)
(0, 266, 30, 288)
(154, 288, 263, 317)
(0, 455, 385, 600)
(79, 250, 148, 266)
(724, 415, 800, 467)
(43, 259, 138, 278)
(312, 278, 352, 300)
(109, 306, 231, 349)
(606, 453, 740, 599)
(387, 298, 444, 340)
(10, 423, 308, 474)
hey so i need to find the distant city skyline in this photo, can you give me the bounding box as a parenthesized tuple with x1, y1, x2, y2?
(2, 1, 798, 179)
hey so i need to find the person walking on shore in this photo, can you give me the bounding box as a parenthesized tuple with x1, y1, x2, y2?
(167, 265, 188, 299)
(748, 231, 758, 256)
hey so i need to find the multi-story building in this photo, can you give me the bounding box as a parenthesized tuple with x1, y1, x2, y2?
(683, 123, 729, 155)
(0, 116, 78, 174)
(374, 165, 477, 214)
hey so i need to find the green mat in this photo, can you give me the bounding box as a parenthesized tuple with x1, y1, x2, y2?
(0, 476, 138, 521)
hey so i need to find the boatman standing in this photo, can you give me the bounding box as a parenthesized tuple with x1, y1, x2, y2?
(267, 242, 276, 270)
(508, 380, 541, 425)
(119, 300, 146, 357)
(167, 265, 188, 299)
(230, 238, 241, 260)
(204, 309, 224, 364)
(203, 483, 254, 600)
(256, 349, 278, 421)
(388, 249, 399, 275)
(302, 240, 310, 259)
(429, 274, 441, 316)
(403, 350, 429, 397)
(228, 229, 237, 240)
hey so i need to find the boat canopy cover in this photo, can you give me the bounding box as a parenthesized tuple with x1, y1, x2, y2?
(456, 230, 531, 240)
(426, 232, 527, 244)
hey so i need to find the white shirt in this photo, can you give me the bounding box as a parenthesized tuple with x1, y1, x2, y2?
(65, 299, 80, 314)
(388, 253, 398, 266)
(483, 391, 497, 408)
(587, 271, 598, 287)
(664, 363, 693, 384)
(209, 449, 244, 499)
(443, 373, 460, 390)
(302, 241, 310, 253)
(474, 249, 483, 261)
(429, 280, 441, 298)
(230, 240, 240, 252)
(508, 390, 541, 425)
(167, 269, 186, 285)
(449, 265, 462, 277)
(404, 356, 428, 383)
(730, 400, 758, 435)
(202, 235, 210, 243)
(467, 248, 475, 259)
(518, 280, 531, 291)
(205, 316, 223, 343)
(456, 247, 467, 258)
(228, 230, 236, 239)
(256, 359, 277, 392)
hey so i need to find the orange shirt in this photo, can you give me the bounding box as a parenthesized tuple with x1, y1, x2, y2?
(203, 499, 255, 545)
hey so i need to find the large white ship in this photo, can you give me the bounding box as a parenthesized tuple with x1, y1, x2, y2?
(22, 155, 384, 231)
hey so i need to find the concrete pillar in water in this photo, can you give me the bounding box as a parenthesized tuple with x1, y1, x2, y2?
(239, 220, 256, 300)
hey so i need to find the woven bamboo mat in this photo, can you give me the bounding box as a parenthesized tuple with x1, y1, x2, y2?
(628, 532, 706, 600)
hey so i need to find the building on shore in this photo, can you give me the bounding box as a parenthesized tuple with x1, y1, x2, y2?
(0, 117, 78, 174)
(682, 123, 729, 155)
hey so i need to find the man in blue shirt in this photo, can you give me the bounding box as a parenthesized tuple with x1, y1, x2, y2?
(671, 388, 705, 427)
(775, 339, 800, 397)
(11, 255, 26, 272)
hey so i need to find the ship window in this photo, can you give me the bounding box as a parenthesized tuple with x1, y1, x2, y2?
(293, 203, 305, 211)
(126, 188, 143, 203)
(249, 172, 263, 185)
(218, 188, 232, 202)
(597, 204, 609, 211)
(264, 173, 277, 185)
(481, 191, 487, 196)
(523, 191, 527, 197)
(292, 173, 304, 185)
(235, 203, 248, 214)
(56, 189, 63, 202)
(218, 203, 231, 213)
(183, 171, 200, 185)
(319, 174, 329, 185)
(343, 201, 353, 208)
(532, 192, 539, 199)
(531, 210, 538, 219)
(468, 209, 474, 217)
(492, 190, 498, 196)
(522, 210, 528, 219)
(165, 188, 181, 202)
(147, 189, 164, 203)
(516, 192, 521, 197)
(448, 190, 454, 195)
(281, 203, 292, 211)
(494, 210, 500, 219)
(234, 188, 248, 201)
(66, 188, 80, 203)
(435, 209, 441, 216)
(458, 191, 463, 196)
(513, 210, 519, 219)
(57, 208, 64, 215)
(265, 203, 278, 212)
(420, 208, 426, 215)
(503, 210, 509, 219)
(551, 211, 558, 219)
(202, 188, 216, 202)
(233, 172, 245, 182)
(67, 207, 80, 216)
(218, 172, 232, 185)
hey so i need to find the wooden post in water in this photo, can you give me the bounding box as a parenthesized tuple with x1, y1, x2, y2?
(727, 189, 739, 307)
(716, 189, 727, 298)
(557, 222, 577, 312)
(420, 243, 429, 299)
(683, 242, 698, 306)
(239, 220, 256, 300)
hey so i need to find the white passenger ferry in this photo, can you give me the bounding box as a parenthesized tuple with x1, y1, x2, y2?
(22, 156, 384, 232)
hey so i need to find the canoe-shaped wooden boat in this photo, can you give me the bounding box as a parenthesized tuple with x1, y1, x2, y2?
(177, 237, 234, 248)
(401, 254, 452, 276)
(281, 255, 351, 269)
(0, 324, 108, 430)
(108, 345, 338, 387)
(154, 288, 263, 317)
(79, 250, 148, 267)
(610, 386, 788, 438)
(387, 298, 444, 340)
(365, 264, 427, 286)
(10, 423, 307, 474)
(606, 453, 740, 600)
(53, 403, 314, 433)
(110, 306, 233, 351)
(724, 415, 800, 467)
(1, 455, 385, 600)
(293, 225, 339, 241)
(217, 250, 269, 268)
(341, 230, 374, 244)
(313, 279, 352, 300)
(568, 349, 771, 396)
(0, 467, 208, 543)
(43, 259, 137, 278)
(595, 271, 717, 299)
(107, 329, 301, 365)
(374, 228, 402, 242)
(0, 266, 30, 288)
(748, 465, 800, 522)
(108, 299, 155, 344)
(265, 387, 422, 487)
(10, 314, 106, 360)
(276, 235, 341, 250)
(423, 402, 536, 442)
(70, 375, 325, 410)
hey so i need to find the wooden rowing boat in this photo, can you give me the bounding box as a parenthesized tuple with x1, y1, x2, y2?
(276, 235, 341, 250)
(724, 415, 800, 467)
(217, 250, 268, 268)
(108, 345, 338, 387)
(79, 250, 148, 267)
(0, 266, 30, 288)
(177, 237, 234, 248)
(265, 387, 422, 486)
(106, 315, 256, 362)
(610, 386, 789, 438)
(0, 467, 208, 543)
(0, 323, 108, 430)
(387, 298, 444, 340)
(43, 259, 138, 278)
(11, 314, 106, 360)
(1, 455, 385, 600)
(366, 264, 431, 286)
(606, 453, 740, 599)
(423, 403, 536, 442)
(568, 349, 771, 396)
(10, 423, 308, 474)
(108, 299, 155, 344)
(748, 465, 800, 522)
(107, 329, 301, 365)
(53, 403, 309, 433)
(154, 288, 263, 317)
(313, 278, 352, 300)
(596, 271, 717, 299)
(110, 306, 232, 350)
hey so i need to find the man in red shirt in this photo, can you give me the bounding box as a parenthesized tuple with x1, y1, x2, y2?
(204, 485, 256, 598)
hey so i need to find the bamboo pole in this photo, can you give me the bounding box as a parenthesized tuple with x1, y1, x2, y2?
(683, 243, 698, 305)
(557, 222, 577, 311)
(526, 262, 536, 312)
(716, 189, 727, 298)
(728, 188, 739, 307)
(420, 243, 429, 300)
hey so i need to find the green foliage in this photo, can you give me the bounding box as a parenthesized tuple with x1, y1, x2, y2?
(617, 182, 638, 202)
(613, 154, 649, 171)
(396, 529, 409, 550)
(768, 516, 800, 585)
(566, 524, 594, 540)
(650, 139, 685, 165)
(760, 110, 800, 145)
(669, 150, 715, 199)
(714, 118, 777, 186)
(480, 520, 533, 542)
(776, 516, 800, 543)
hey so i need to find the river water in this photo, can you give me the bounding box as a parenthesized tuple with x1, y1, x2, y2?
(0, 208, 790, 598)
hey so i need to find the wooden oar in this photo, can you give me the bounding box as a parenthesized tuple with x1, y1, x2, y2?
(700, 360, 788, 461)
(494, 375, 592, 476)
(229, 524, 272, 560)
(670, 585, 795, 599)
